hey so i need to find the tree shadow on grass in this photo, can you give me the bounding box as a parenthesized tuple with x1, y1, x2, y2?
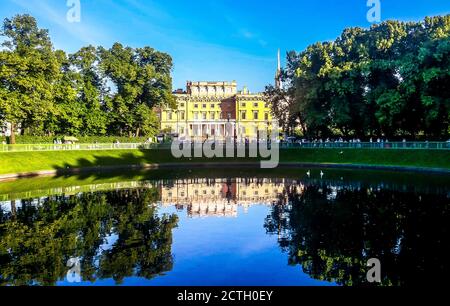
(47, 148, 262, 182)
(50, 149, 195, 181)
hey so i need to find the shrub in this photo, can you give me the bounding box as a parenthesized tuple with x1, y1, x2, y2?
(10, 136, 150, 144)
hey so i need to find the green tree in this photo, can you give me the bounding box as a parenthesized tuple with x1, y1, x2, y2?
(99, 43, 174, 137)
(0, 14, 59, 143)
(269, 15, 450, 140)
(70, 46, 108, 136)
(45, 50, 83, 136)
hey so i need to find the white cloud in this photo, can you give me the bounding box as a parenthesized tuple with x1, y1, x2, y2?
(240, 28, 255, 39)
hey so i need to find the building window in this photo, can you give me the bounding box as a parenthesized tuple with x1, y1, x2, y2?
(254, 102, 259, 107)
(194, 104, 199, 109)
(194, 112, 199, 120)
(168, 112, 173, 120)
(241, 103, 246, 107)
(202, 112, 207, 120)
(203, 104, 207, 109)
(180, 127, 185, 134)
(180, 111, 185, 120)
(180, 103, 185, 107)
(253, 111, 259, 120)
(210, 112, 215, 120)
(264, 112, 269, 121)
(241, 112, 246, 120)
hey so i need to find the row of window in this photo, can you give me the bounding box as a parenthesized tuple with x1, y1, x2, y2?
(240, 102, 263, 108)
(241, 112, 270, 120)
(167, 112, 186, 120)
(177, 102, 266, 109)
(167, 112, 227, 120)
(169, 126, 273, 136)
(167, 111, 270, 121)
(178, 103, 216, 109)
(193, 112, 220, 120)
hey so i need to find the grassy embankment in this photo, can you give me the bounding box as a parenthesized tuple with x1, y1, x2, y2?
(0, 148, 449, 176)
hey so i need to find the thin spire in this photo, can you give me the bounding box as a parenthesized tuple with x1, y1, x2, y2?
(275, 49, 283, 89)
(277, 48, 281, 72)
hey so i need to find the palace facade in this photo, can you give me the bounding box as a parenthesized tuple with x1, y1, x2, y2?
(158, 51, 283, 141)
(158, 81, 277, 141)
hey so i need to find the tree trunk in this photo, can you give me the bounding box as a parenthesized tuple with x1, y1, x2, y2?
(10, 122, 16, 145)
(136, 127, 140, 138)
(11, 200, 16, 219)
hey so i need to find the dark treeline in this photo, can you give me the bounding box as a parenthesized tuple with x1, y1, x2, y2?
(0, 14, 175, 144)
(266, 15, 450, 140)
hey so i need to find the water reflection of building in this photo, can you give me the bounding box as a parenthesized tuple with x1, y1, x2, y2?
(159, 178, 298, 218)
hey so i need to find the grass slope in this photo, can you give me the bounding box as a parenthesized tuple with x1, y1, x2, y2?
(0, 148, 449, 175)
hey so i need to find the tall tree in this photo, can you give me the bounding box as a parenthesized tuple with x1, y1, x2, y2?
(70, 46, 108, 136)
(45, 49, 82, 136)
(99, 43, 175, 137)
(268, 15, 450, 140)
(0, 14, 59, 143)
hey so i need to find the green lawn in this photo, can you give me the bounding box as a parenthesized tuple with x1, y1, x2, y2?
(0, 148, 449, 175)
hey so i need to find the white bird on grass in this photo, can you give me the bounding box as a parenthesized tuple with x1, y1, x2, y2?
(320, 171, 324, 179)
(306, 170, 311, 177)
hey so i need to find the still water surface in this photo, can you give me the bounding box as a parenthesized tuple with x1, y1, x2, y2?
(0, 168, 448, 286)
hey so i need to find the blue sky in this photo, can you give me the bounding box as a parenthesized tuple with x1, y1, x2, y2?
(1, 0, 449, 92)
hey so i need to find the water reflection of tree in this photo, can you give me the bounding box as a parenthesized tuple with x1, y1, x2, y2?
(265, 184, 449, 286)
(0, 188, 178, 286)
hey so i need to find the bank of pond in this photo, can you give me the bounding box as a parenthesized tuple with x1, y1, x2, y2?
(0, 148, 449, 177)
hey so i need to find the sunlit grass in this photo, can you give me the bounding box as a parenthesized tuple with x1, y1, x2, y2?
(0, 148, 448, 176)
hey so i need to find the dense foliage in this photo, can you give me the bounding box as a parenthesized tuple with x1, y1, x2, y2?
(0, 15, 175, 143)
(2, 135, 149, 144)
(0, 188, 178, 285)
(265, 183, 450, 286)
(267, 15, 450, 139)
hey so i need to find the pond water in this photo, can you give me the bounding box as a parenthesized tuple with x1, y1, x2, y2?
(0, 168, 448, 286)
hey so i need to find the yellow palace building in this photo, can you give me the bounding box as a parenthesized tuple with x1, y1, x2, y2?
(158, 52, 282, 142)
